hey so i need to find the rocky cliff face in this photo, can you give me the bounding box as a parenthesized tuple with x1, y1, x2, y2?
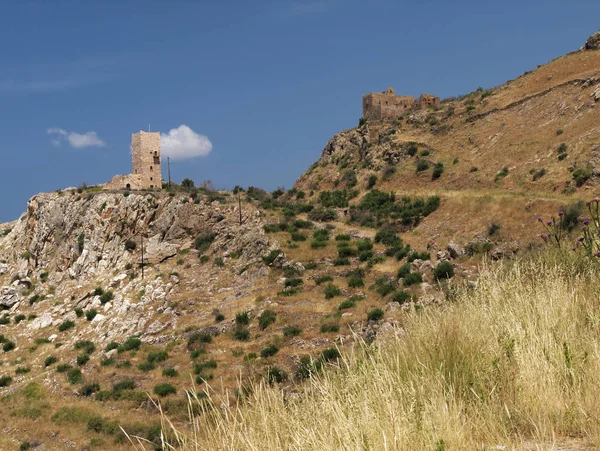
(0, 190, 276, 342)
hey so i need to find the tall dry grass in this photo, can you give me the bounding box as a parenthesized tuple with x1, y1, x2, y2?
(141, 251, 600, 450)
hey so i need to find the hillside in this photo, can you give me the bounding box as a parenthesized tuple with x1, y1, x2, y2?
(0, 32, 599, 450)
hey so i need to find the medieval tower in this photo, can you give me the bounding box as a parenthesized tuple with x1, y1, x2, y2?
(131, 131, 161, 189)
(105, 130, 162, 190)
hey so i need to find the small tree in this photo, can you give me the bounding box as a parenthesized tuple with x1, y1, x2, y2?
(181, 178, 195, 189)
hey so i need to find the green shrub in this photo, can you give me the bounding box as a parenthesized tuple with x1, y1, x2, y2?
(391, 291, 411, 304)
(320, 323, 340, 333)
(81, 383, 100, 397)
(348, 277, 364, 288)
(416, 160, 429, 173)
(266, 366, 287, 384)
(283, 326, 302, 337)
(58, 320, 75, 332)
(215, 313, 225, 322)
(324, 283, 341, 299)
(105, 341, 119, 352)
(397, 263, 411, 279)
(258, 310, 277, 330)
(532, 168, 546, 181)
(495, 166, 509, 182)
(12, 315, 25, 326)
(338, 299, 356, 310)
(434, 261, 455, 280)
(291, 232, 307, 242)
(338, 246, 357, 258)
(162, 367, 179, 377)
(403, 272, 423, 286)
(2, 340, 17, 352)
(315, 275, 333, 285)
(319, 190, 351, 208)
(0, 375, 12, 387)
(573, 166, 593, 187)
(308, 208, 337, 222)
(235, 311, 249, 325)
(334, 257, 351, 266)
(260, 344, 279, 358)
(75, 340, 95, 354)
(138, 361, 156, 372)
(45, 357, 59, 368)
(374, 277, 395, 297)
(15, 366, 31, 375)
(73, 308, 83, 318)
(321, 348, 341, 362)
(56, 364, 71, 373)
(113, 380, 135, 392)
(85, 309, 97, 321)
(214, 257, 225, 267)
(356, 240, 373, 252)
(120, 336, 142, 352)
(195, 232, 216, 254)
(367, 175, 378, 189)
(262, 249, 282, 265)
(147, 350, 168, 363)
(0, 315, 10, 325)
(233, 327, 250, 341)
(367, 308, 384, 321)
(76, 354, 90, 366)
(93, 287, 104, 296)
(335, 234, 351, 241)
(432, 162, 444, 180)
(154, 383, 177, 397)
(125, 239, 137, 251)
(187, 333, 212, 350)
(67, 369, 83, 384)
(313, 229, 330, 241)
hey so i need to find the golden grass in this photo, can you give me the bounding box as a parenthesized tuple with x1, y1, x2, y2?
(148, 250, 600, 450)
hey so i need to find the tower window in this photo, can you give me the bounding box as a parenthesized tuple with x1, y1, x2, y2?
(150, 177, 153, 181)
(150, 166, 153, 170)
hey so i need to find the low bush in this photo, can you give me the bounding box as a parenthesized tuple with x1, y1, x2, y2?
(154, 383, 177, 397)
(403, 272, 423, 287)
(338, 299, 356, 310)
(85, 309, 97, 321)
(315, 275, 333, 285)
(120, 336, 142, 352)
(0, 375, 12, 387)
(67, 369, 83, 384)
(283, 326, 302, 337)
(348, 277, 364, 288)
(367, 308, 384, 321)
(187, 333, 212, 350)
(324, 283, 341, 299)
(163, 367, 179, 377)
(434, 261, 455, 280)
(58, 320, 75, 332)
(260, 344, 279, 358)
(2, 340, 15, 352)
(391, 290, 412, 304)
(258, 310, 277, 330)
(308, 208, 338, 222)
(320, 323, 340, 333)
(76, 354, 90, 366)
(81, 383, 100, 397)
(236, 311, 250, 325)
(321, 348, 341, 362)
(74, 340, 95, 354)
(233, 327, 251, 341)
(44, 356, 58, 367)
(266, 366, 287, 384)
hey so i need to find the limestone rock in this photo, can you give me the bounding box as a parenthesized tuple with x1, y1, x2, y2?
(145, 235, 179, 264)
(0, 263, 8, 275)
(592, 86, 600, 102)
(0, 286, 19, 308)
(447, 241, 465, 259)
(585, 31, 600, 50)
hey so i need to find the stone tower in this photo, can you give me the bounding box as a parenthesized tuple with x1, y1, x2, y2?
(131, 131, 161, 189)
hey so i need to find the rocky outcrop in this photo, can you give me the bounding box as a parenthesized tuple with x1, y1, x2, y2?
(0, 191, 272, 280)
(585, 31, 600, 50)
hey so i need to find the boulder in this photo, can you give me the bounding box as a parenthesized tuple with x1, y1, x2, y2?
(145, 235, 179, 264)
(0, 286, 19, 308)
(0, 263, 8, 275)
(447, 241, 465, 259)
(585, 31, 600, 50)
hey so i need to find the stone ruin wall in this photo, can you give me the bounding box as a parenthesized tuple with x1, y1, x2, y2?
(362, 88, 440, 122)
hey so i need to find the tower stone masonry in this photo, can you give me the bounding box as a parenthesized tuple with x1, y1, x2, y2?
(105, 130, 162, 190)
(132, 131, 161, 189)
(362, 88, 440, 123)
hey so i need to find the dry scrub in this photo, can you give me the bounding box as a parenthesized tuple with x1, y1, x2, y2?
(146, 251, 600, 450)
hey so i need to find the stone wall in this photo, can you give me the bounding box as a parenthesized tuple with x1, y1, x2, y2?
(362, 88, 440, 122)
(105, 174, 143, 190)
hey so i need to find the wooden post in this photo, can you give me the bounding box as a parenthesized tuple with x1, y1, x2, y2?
(167, 157, 171, 190)
(141, 235, 145, 280)
(238, 192, 243, 225)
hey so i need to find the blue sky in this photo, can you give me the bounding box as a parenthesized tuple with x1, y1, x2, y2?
(0, 0, 599, 222)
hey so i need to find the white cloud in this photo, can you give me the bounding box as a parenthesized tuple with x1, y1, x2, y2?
(47, 128, 106, 149)
(160, 125, 212, 161)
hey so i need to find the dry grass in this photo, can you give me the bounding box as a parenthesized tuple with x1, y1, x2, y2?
(147, 250, 600, 450)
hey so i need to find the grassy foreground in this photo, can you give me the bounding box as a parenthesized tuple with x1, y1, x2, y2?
(142, 251, 600, 450)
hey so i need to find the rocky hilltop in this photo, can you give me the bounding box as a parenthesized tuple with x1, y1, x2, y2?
(0, 31, 600, 450)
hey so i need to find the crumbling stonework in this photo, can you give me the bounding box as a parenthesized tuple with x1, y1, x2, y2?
(106, 131, 162, 190)
(585, 31, 600, 50)
(362, 87, 440, 122)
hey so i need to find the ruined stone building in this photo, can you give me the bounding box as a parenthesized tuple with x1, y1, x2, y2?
(106, 131, 162, 190)
(362, 88, 440, 122)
